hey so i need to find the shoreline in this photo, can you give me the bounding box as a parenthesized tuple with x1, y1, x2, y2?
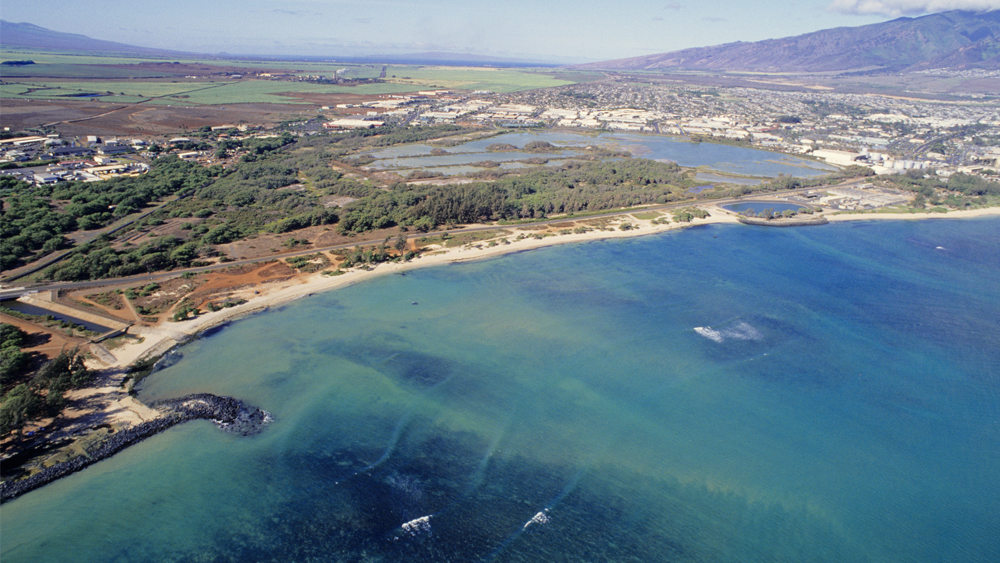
(2, 205, 998, 496)
(0, 393, 270, 503)
(99, 209, 739, 374)
(104, 205, 1000, 374)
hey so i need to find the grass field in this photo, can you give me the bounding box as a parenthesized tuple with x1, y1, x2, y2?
(383, 66, 577, 92)
(1, 73, 574, 104)
(2, 49, 587, 105)
(171, 80, 426, 104)
(0, 63, 172, 79)
(1, 50, 188, 66)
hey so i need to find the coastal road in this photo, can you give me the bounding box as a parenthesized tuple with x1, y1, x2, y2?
(4, 182, 854, 297)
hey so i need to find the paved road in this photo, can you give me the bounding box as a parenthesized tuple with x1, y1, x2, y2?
(4, 183, 855, 297)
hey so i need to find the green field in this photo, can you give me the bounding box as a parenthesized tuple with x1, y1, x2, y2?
(0, 80, 222, 100)
(1, 50, 190, 66)
(383, 65, 577, 92)
(1, 50, 389, 74)
(0, 63, 172, 79)
(2, 74, 577, 104)
(1, 49, 587, 105)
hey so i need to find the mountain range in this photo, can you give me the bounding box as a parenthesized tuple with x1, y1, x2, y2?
(0, 21, 554, 67)
(578, 10, 1000, 73)
(4, 12, 1000, 73)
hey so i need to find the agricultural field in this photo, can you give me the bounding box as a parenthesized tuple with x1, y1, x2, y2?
(383, 65, 579, 92)
(0, 63, 173, 79)
(0, 79, 421, 105)
(2, 49, 589, 108)
(1, 80, 218, 99)
(1, 50, 194, 66)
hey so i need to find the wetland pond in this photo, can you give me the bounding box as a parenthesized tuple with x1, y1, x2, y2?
(362, 130, 837, 178)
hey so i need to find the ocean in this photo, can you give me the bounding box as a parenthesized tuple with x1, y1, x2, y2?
(3, 218, 999, 562)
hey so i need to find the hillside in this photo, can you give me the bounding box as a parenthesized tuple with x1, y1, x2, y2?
(578, 10, 1000, 73)
(0, 20, 188, 57)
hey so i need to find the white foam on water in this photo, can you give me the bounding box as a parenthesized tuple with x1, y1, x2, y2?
(695, 321, 762, 343)
(401, 515, 432, 537)
(523, 509, 550, 530)
(728, 321, 763, 341)
(694, 327, 724, 343)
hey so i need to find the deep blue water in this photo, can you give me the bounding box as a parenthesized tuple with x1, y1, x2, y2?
(3, 218, 999, 563)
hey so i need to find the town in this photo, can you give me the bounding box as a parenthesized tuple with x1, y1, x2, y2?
(4, 76, 998, 189)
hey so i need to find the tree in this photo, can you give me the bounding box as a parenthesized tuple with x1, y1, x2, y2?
(0, 323, 28, 349)
(0, 346, 30, 387)
(0, 384, 43, 436)
(1, 323, 31, 387)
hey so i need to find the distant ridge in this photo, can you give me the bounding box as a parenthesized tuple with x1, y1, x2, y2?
(577, 10, 1000, 73)
(0, 20, 193, 57)
(0, 21, 561, 67)
(340, 52, 562, 68)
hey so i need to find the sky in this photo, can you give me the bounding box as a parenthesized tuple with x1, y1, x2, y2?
(3, 0, 1000, 62)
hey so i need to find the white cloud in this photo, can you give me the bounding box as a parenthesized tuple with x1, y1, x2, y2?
(829, 0, 1000, 16)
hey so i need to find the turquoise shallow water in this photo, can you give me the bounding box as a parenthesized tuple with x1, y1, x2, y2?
(3, 218, 999, 562)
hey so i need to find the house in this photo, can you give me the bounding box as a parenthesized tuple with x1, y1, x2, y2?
(45, 146, 93, 159)
(323, 119, 384, 129)
(98, 144, 132, 155)
(33, 173, 60, 184)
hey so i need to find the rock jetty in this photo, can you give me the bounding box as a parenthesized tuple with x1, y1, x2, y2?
(737, 215, 829, 227)
(0, 394, 270, 504)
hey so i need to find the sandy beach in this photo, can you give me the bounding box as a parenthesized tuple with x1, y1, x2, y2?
(99, 205, 1000, 381)
(8, 204, 1000, 444)
(101, 208, 739, 374)
(824, 207, 1000, 223)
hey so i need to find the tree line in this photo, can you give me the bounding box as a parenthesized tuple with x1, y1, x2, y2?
(1, 323, 93, 437)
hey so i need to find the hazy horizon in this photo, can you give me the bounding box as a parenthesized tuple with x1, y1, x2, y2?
(3, 1, 999, 63)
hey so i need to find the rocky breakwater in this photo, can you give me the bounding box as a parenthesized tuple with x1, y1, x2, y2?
(737, 215, 829, 227)
(0, 394, 271, 504)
